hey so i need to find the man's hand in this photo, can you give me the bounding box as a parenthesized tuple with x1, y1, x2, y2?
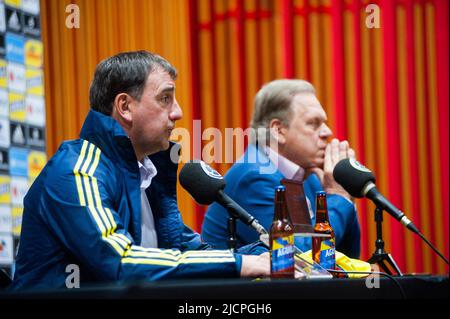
(240, 252, 270, 278)
(308, 138, 355, 201)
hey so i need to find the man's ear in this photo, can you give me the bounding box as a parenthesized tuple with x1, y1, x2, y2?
(112, 93, 134, 126)
(268, 118, 287, 145)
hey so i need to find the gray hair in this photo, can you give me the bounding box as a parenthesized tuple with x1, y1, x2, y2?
(250, 79, 316, 144)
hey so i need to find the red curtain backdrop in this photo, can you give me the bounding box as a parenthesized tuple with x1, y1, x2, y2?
(187, 0, 449, 274)
(41, 0, 448, 274)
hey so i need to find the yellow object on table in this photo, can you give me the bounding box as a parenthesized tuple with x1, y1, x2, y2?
(299, 250, 372, 278)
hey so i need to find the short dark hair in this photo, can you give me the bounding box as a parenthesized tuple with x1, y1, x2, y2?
(89, 50, 177, 115)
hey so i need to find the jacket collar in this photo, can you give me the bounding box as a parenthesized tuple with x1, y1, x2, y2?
(242, 143, 280, 176)
(80, 110, 138, 170)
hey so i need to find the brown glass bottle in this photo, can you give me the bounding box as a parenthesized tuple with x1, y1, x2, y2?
(270, 185, 295, 279)
(312, 191, 336, 270)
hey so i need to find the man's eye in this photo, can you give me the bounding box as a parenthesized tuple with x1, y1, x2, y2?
(308, 119, 320, 128)
(161, 95, 170, 103)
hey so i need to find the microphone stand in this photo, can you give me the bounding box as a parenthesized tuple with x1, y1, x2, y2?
(227, 215, 238, 253)
(367, 207, 403, 276)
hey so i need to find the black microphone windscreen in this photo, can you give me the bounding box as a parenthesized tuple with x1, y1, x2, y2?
(333, 158, 376, 198)
(179, 160, 226, 205)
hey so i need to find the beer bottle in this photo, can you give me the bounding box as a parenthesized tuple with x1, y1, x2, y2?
(312, 191, 336, 270)
(270, 185, 295, 279)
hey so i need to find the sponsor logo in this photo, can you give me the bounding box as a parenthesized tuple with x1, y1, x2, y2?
(27, 125, 45, 149)
(0, 59, 7, 88)
(10, 176, 28, 206)
(28, 150, 46, 178)
(6, 6, 22, 33)
(23, 12, 40, 38)
(0, 118, 10, 148)
(7, 61, 26, 93)
(0, 233, 13, 264)
(0, 89, 8, 117)
(9, 147, 28, 176)
(26, 95, 45, 126)
(0, 175, 11, 204)
(0, 148, 9, 172)
(26, 68, 43, 95)
(8, 91, 25, 122)
(22, 0, 40, 15)
(316, 238, 336, 270)
(0, 205, 12, 233)
(5, 32, 25, 64)
(11, 206, 22, 236)
(0, 3, 6, 32)
(349, 158, 372, 173)
(10, 121, 26, 146)
(5, 0, 21, 8)
(271, 236, 294, 272)
(200, 161, 223, 179)
(0, 34, 5, 57)
(25, 39, 42, 68)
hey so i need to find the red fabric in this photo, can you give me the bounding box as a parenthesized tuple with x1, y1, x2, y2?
(237, 0, 248, 129)
(381, 0, 406, 271)
(281, 0, 295, 78)
(405, 0, 424, 272)
(188, 0, 448, 273)
(188, 0, 204, 230)
(351, 0, 368, 260)
(434, 0, 450, 271)
(331, 0, 347, 140)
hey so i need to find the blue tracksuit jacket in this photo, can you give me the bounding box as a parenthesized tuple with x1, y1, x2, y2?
(202, 144, 361, 258)
(12, 110, 265, 289)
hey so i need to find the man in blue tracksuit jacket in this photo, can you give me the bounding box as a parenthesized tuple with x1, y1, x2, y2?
(12, 51, 268, 290)
(202, 79, 361, 258)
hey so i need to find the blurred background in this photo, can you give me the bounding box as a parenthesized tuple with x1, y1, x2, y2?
(0, 0, 448, 276)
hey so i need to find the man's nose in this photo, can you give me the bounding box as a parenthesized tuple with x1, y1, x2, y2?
(170, 99, 183, 121)
(319, 124, 333, 138)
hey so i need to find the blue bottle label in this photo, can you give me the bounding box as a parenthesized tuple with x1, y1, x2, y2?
(271, 236, 294, 272)
(318, 238, 335, 269)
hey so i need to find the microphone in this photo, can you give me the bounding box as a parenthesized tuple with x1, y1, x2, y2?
(333, 158, 419, 234)
(179, 160, 268, 235)
(333, 158, 449, 265)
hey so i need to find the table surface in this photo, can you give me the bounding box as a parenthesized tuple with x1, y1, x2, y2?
(1, 275, 447, 300)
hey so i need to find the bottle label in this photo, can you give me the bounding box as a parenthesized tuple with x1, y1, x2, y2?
(318, 238, 335, 270)
(271, 236, 294, 272)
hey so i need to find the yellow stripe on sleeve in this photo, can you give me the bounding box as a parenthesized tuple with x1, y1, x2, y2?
(122, 257, 236, 266)
(73, 140, 89, 206)
(74, 141, 236, 267)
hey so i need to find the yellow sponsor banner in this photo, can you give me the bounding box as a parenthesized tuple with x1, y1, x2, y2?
(0, 59, 7, 88)
(0, 175, 11, 204)
(25, 40, 43, 68)
(26, 68, 44, 96)
(9, 92, 25, 122)
(12, 206, 23, 237)
(28, 150, 47, 178)
(5, 0, 21, 8)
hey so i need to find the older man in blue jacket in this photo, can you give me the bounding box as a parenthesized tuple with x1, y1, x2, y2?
(202, 79, 361, 258)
